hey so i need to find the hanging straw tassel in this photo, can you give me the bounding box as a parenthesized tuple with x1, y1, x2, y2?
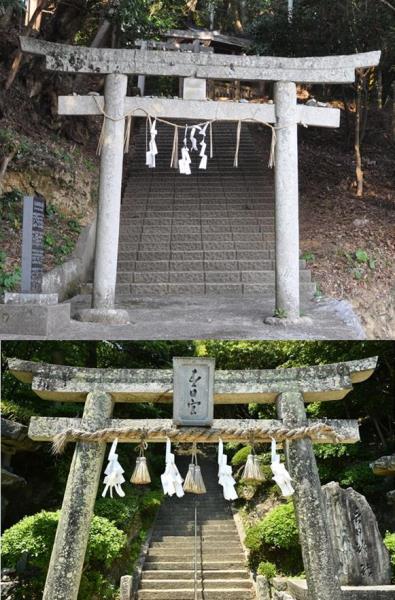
(183, 463, 197, 493)
(123, 115, 132, 154)
(130, 441, 151, 485)
(233, 120, 241, 167)
(170, 125, 179, 169)
(183, 443, 206, 494)
(193, 465, 206, 494)
(241, 453, 265, 483)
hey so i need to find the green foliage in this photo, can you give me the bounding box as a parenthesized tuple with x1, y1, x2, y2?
(1, 510, 127, 599)
(245, 502, 302, 575)
(260, 502, 299, 550)
(338, 461, 379, 493)
(231, 445, 252, 466)
(0, 398, 36, 424)
(94, 497, 139, 531)
(384, 532, 395, 576)
(257, 560, 277, 579)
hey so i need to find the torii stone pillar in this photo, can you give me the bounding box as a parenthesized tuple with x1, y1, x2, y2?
(277, 390, 341, 600)
(43, 391, 113, 600)
(93, 73, 127, 311)
(274, 82, 300, 319)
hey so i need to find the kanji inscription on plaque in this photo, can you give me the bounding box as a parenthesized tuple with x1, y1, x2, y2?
(173, 357, 215, 426)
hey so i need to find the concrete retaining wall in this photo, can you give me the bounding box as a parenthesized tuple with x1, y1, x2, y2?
(42, 217, 96, 301)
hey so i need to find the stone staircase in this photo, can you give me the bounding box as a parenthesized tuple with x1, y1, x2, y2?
(114, 120, 315, 301)
(136, 459, 256, 600)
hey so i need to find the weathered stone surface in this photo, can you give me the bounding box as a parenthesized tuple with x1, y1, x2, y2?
(287, 579, 395, 600)
(28, 417, 359, 445)
(20, 37, 380, 82)
(277, 391, 342, 600)
(1, 417, 36, 452)
(256, 575, 271, 600)
(120, 575, 133, 600)
(0, 303, 71, 336)
(4, 293, 58, 305)
(173, 357, 215, 426)
(274, 82, 299, 320)
(74, 308, 131, 324)
(42, 391, 113, 600)
(322, 481, 392, 585)
(7, 356, 377, 403)
(93, 73, 127, 310)
(370, 455, 395, 476)
(58, 96, 340, 128)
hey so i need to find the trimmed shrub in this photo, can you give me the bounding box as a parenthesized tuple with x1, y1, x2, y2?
(94, 497, 139, 531)
(1, 510, 127, 599)
(231, 446, 253, 466)
(245, 522, 266, 551)
(260, 501, 299, 549)
(257, 560, 277, 579)
(384, 532, 395, 577)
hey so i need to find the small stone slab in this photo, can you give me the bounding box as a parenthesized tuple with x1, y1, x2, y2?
(73, 308, 130, 325)
(287, 580, 395, 600)
(0, 303, 70, 336)
(173, 357, 214, 426)
(4, 292, 58, 305)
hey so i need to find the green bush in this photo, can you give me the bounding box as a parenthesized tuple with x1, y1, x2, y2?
(94, 497, 139, 531)
(231, 446, 252, 466)
(245, 521, 266, 551)
(257, 560, 277, 579)
(384, 532, 395, 577)
(260, 502, 299, 550)
(338, 462, 378, 493)
(1, 510, 127, 599)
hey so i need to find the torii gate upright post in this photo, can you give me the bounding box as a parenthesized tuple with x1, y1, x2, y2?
(94, 73, 127, 310)
(274, 81, 299, 318)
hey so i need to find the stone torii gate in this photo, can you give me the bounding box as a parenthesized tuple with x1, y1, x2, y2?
(19, 38, 380, 323)
(9, 355, 377, 600)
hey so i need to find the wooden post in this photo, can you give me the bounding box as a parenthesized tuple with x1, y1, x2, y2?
(93, 73, 127, 310)
(276, 391, 342, 600)
(43, 391, 113, 600)
(274, 81, 300, 319)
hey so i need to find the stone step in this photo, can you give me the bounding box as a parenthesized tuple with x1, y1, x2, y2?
(142, 570, 249, 580)
(140, 579, 252, 590)
(147, 549, 245, 559)
(114, 281, 316, 297)
(118, 250, 277, 261)
(125, 261, 288, 273)
(118, 241, 275, 251)
(143, 560, 247, 571)
(118, 233, 275, 243)
(117, 270, 312, 284)
(137, 589, 254, 600)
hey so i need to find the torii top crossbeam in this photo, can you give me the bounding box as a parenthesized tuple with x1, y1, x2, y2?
(9, 356, 377, 403)
(19, 37, 379, 83)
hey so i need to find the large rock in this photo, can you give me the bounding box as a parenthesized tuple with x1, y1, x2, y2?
(322, 482, 392, 585)
(370, 455, 395, 477)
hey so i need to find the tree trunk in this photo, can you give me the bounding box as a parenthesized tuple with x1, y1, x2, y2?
(5, 0, 49, 90)
(354, 73, 364, 197)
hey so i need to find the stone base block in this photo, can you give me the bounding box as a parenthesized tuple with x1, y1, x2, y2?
(74, 308, 131, 325)
(4, 292, 59, 305)
(120, 575, 133, 600)
(264, 316, 313, 327)
(0, 303, 70, 336)
(287, 580, 395, 600)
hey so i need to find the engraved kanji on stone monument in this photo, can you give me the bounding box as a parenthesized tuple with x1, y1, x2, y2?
(21, 195, 45, 293)
(173, 357, 214, 426)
